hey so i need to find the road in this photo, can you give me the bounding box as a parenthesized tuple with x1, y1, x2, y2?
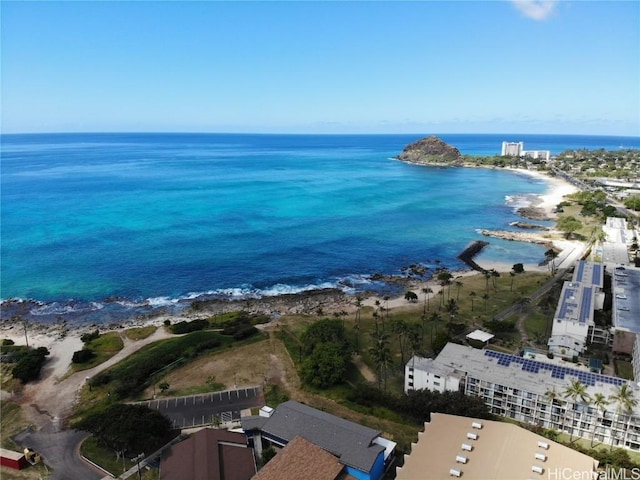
(12, 428, 103, 480)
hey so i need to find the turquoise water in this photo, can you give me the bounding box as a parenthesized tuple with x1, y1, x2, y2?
(1, 133, 638, 323)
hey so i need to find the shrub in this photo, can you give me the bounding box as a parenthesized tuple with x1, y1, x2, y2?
(12, 347, 50, 383)
(81, 329, 100, 343)
(170, 319, 208, 334)
(2, 339, 15, 346)
(72, 348, 96, 364)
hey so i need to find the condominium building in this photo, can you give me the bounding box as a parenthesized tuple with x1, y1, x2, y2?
(547, 261, 608, 357)
(396, 413, 598, 480)
(406, 343, 640, 451)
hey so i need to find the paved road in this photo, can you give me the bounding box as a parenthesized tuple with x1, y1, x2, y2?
(13, 428, 103, 480)
(139, 386, 264, 429)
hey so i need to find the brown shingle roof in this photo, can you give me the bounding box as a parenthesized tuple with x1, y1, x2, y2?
(253, 436, 348, 480)
(160, 429, 256, 480)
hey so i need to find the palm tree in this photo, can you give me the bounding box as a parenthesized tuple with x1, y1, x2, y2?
(391, 318, 408, 366)
(591, 393, 609, 447)
(437, 269, 453, 301)
(545, 386, 565, 434)
(563, 380, 591, 442)
(369, 330, 392, 391)
(422, 287, 433, 314)
(481, 293, 489, 315)
(483, 271, 492, 292)
(456, 280, 464, 302)
(608, 384, 638, 450)
(469, 291, 477, 312)
(445, 298, 459, 324)
(490, 269, 500, 291)
(509, 271, 516, 292)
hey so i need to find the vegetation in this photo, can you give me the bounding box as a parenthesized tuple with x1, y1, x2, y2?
(12, 347, 50, 383)
(71, 331, 124, 372)
(76, 403, 175, 462)
(299, 319, 351, 388)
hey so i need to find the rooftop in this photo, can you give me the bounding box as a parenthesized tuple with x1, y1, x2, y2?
(253, 436, 354, 480)
(396, 413, 598, 480)
(432, 343, 637, 401)
(242, 401, 387, 473)
(553, 282, 594, 325)
(612, 265, 640, 333)
(572, 260, 604, 288)
(160, 428, 255, 480)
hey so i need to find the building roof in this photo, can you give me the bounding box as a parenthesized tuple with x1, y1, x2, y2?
(612, 265, 640, 333)
(396, 413, 598, 480)
(243, 401, 385, 473)
(553, 282, 594, 325)
(431, 343, 636, 403)
(572, 260, 604, 288)
(160, 429, 256, 480)
(253, 436, 354, 480)
(466, 329, 494, 343)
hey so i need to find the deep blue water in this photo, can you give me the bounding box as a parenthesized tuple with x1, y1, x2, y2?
(1, 133, 638, 324)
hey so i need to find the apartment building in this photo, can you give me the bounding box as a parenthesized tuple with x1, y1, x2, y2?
(406, 343, 640, 451)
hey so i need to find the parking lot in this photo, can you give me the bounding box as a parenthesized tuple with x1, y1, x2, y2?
(139, 386, 263, 429)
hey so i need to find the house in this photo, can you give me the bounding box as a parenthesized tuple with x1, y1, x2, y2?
(160, 428, 256, 480)
(0, 448, 27, 470)
(242, 401, 396, 480)
(253, 435, 356, 480)
(396, 413, 598, 479)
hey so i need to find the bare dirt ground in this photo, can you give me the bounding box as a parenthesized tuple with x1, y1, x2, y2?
(6, 326, 175, 432)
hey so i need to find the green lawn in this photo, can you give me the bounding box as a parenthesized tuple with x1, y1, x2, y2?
(70, 331, 125, 373)
(124, 326, 157, 340)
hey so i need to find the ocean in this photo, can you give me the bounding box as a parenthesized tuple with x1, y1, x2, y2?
(1, 133, 638, 325)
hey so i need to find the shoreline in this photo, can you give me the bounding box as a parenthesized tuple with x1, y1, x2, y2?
(0, 166, 582, 336)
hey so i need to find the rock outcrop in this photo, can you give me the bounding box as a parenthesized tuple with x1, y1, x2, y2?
(396, 135, 463, 165)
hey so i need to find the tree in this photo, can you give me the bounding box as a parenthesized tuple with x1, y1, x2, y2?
(300, 319, 349, 356)
(557, 215, 583, 239)
(77, 404, 172, 461)
(455, 280, 463, 301)
(159, 381, 170, 393)
(545, 248, 559, 275)
(404, 291, 418, 303)
(301, 342, 349, 388)
(369, 330, 392, 391)
(445, 299, 459, 324)
(608, 384, 638, 450)
(437, 270, 453, 302)
(391, 319, 408, 366)
(512, 263, 525, 274)
(563, 380, 590, 442)
(623, 194, 640, 211)
(481, 293, 489, 315)
(469, 291, 477, 312)
(591, 392, 609, 447)
(422, 287, 433, 314)
(12, 347, 50, 383)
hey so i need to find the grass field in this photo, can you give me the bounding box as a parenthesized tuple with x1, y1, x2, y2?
(69, 331, 125, 373)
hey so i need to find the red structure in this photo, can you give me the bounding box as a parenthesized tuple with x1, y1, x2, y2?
(0, 448, 27, 470)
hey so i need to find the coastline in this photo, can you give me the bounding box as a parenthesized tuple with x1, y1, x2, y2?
(0, 165, 582, 338)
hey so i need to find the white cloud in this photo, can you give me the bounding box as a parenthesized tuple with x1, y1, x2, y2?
(510, 0, 558, 20)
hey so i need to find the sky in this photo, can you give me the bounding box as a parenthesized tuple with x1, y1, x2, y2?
(1, 1, 639, 136)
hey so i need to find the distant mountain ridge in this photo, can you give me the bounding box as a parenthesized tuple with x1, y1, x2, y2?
(396, 135, 464, 165)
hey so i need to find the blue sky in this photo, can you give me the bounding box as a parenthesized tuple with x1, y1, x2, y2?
(2, 1, 639, 135)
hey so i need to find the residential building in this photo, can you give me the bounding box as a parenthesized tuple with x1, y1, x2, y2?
(253, 436, 356, 480)
(548, 261, 609, 357)
(241, 400, 396, 480)
(395, 413, 598, 480)
(160, 428, 256, 480)
(501, 141, 524, 157)
(405, 343, 640, 451)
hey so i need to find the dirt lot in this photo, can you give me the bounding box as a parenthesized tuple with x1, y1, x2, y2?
(147, 331, 301, 398)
